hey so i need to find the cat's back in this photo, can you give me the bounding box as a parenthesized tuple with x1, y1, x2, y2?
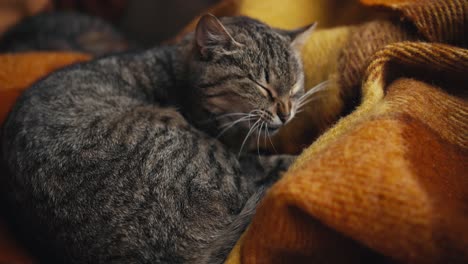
(0, 51, 249, 262)
(2, 52, 199, 181)
(2, 48, 247, 213)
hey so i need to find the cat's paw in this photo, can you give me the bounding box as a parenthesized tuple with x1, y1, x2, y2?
(258, 154, 297, 180)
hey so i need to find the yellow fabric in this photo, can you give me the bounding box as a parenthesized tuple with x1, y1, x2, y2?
(237, 0, 387, 29)
(238, 0, 317, 29)
(172, 0, 385, 42)
(213, 0, 468, 263)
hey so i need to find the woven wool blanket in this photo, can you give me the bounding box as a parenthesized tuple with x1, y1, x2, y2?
(193, 0, 466, 263)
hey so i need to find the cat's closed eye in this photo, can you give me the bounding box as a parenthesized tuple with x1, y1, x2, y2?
(251, 77, 274, 99)
(290, 82, 302, 97)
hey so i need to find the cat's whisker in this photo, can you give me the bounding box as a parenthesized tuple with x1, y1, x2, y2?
(297, 96, 324, 106)
(215, 113, 250, 119)
(205, 110, 263, 125)
(218, 114, 256, 128)
(247, 110, 263, 127)
(217, 117, 250, 134)
(305, 80, 330, 94)
(266, 123, 278, 154)
(200, 112, 252, 124)
(298, 88, 327, 104)
(296, 95, 323, 109)
(216, 110, 260, 133)
(298, 80, 330, 102)
(216, 115, 257, 138)
(296, 96, 325, 110)
(238, 118, 262, 157)
(257, 121, 265, 156)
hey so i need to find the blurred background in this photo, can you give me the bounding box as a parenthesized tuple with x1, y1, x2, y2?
(0, 0, 384, 46)
(0, 0, 222, 46)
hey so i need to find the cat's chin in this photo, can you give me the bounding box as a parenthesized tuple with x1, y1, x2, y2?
(264, 124, 282, 135)
(243, 124, 281, 136)
(266, 126, 280, 133)
(214, 124, 282, 150)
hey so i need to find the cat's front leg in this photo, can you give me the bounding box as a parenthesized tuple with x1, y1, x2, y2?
(239, 154, 296, 186)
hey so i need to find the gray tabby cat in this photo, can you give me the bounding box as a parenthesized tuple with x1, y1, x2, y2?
(1, 14, 315, 263)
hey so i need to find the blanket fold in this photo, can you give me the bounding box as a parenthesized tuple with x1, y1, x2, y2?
(222, 0, 468, 263)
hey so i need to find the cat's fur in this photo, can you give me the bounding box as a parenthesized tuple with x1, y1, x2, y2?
(1, 14, 314, 263)
(0, 12, 130, 55)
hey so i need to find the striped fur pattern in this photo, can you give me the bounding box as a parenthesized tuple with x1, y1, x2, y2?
(1, 15, 314, 263)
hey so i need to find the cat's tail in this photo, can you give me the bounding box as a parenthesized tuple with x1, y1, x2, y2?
(198, 187, 266, 264)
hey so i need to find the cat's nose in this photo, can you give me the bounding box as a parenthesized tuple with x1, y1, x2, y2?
(278, 113, 290, 123)
(277, 101, 291, 123)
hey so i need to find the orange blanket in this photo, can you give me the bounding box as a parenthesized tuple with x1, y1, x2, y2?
(211, 0, 467, 263)
(0, 0, 50, 36)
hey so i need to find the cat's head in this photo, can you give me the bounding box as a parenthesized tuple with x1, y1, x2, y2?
(186, 14, 316, 148)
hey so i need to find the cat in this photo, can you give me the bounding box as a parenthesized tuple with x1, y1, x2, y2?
(1, 14, 316, 263)
(0, 12, 131, 55)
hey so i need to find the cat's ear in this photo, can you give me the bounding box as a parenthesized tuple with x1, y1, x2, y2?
(278, 22, 317, 50)
(195, 14, 241, 56)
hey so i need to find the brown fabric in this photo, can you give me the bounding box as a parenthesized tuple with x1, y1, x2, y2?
(234, 45, 468, 262)
(362, 0, 468, 47)
(338, 20, 416, 113)
(53, 0, 129, 22)
(267, 0, 467, 154)
(225, 0, 468, 263)
(237, 76, 468, 263)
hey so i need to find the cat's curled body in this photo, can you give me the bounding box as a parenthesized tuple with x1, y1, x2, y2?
(1, 15, 314, 263)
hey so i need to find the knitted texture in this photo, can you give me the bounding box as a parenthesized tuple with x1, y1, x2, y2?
(223, 0, 468, 263)
(362, 0, 468, 47)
